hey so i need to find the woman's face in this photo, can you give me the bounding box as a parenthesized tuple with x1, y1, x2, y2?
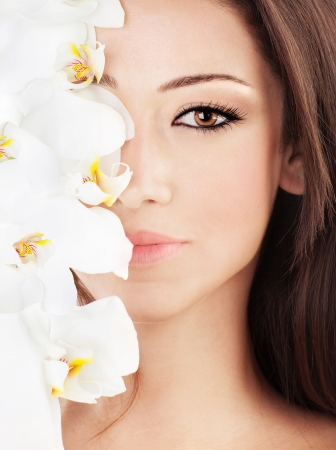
(91, 0, 285, 322)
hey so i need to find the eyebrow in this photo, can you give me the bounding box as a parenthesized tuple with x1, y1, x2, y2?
(99, 74, 118, 89)
(98, 73, 250, 91)
(157, 74, 250, 92)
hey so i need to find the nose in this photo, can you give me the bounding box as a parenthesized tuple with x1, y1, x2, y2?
(117, 131, 173, 209)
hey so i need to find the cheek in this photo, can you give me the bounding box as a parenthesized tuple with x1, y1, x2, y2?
(181, 131, 282, 281)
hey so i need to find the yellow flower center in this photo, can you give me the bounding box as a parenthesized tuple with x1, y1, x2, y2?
(15, 242, 36, 258)
(72, 63, 89, 81)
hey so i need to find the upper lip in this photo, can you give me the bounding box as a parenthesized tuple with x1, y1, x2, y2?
(125, 231, 184, 246)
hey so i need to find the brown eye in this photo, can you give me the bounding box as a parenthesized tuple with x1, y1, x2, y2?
(194, 110, 218, 127)
(174, 108, 229, 129)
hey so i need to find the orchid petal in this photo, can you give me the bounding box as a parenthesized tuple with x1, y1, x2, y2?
(53, 41, 105, 89)
(86, 22, 96, 45)
(0, 226, 22, 265)
(12, 190, 44, 225)
(99, 149, 121, 174)
(0, 204, 12, 226)
(19, 78, 55, 116)
(58, 341, 93, 367)
(90, 207, 132, 279)
(0, 0, 47, 14)
(72, 153, 100, 180)
(43, 360, 68, 396)
(50, 297, 139, 387)
(0, 91, 23, 125)
(95, 375, 126, 397)
(81, 0, 125, 27)
(0, 313, 63, 449)
(60, 369, 101, 403)
(21, 274, 45, 308)
(63, 171, 84, 196)
(21, 305, 67, 364)
(13, 195, 133, 275)
(60, 158, 79, 175)
(0, 159, 29, 202)
(54, 42, 83, 70)
(33, 238, 56, 265)
(48, 297, 138, 399)
(96, 163, 133, 205)
(0, 134, 21, 162)
(22, 88, 127, 159)
(72, 160, 132, 207)
(4, 122, 61, 194)
(38, 264, 77, 314)
(77, 180, 115, 206)
(0, 21, 87, 93)
(0, 13, 21, 54)
(67, 153, 118, 205)
(87, 42, 105, 83)
(24, 0, 98, 24)
(75, 84, 135, 140)
(0, 265, 25, 313)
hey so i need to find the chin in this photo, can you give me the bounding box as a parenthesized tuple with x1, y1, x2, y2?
(117, 286, 196, 323)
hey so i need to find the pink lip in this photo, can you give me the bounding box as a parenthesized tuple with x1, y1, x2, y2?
(126, 231, 186, 265)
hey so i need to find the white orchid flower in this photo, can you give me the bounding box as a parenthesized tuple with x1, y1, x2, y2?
(0, 0, 137, 447)
(0, 162, 132, 278)
(0, 223, 55, 270)
(0, 295, 138, 448)
(0, 199, 133, 310)
(8, 193, 133, 278)
(13, 231, 55, 266)
(54, 41, 105, 89)
(0, 19, 87, 93)
(23, 296, 139, 403)
(0, 124, 132, 279)
(65, 154, 132, 207)
(0, 224, 77, 315)
(0, 152, 126, 312)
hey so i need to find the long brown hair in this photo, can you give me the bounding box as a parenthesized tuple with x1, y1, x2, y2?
(73, 0, 336, 416)
(221, 0, 336, 414)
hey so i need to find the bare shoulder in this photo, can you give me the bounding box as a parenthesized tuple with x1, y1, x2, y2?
(297, 410, 336, 449)
(252, 388, 336, 450)
(267, 403, 336, 450)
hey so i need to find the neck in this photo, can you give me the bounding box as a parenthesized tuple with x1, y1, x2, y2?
(129, 262, 263, 411)
(63, 262, 273, 448)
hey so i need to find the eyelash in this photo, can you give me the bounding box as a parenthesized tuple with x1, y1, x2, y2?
(172, 102, 246, 133)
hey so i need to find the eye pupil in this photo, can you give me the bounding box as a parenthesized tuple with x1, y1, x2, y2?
(194, 110, 218, 126)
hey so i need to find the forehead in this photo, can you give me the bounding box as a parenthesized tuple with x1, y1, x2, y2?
(97, 0, 274, 94)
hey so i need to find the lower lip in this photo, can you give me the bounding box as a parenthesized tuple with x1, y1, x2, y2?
(130, 243, 184, 265)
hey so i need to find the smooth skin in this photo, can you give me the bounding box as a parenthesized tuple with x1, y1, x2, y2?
(62, 0, 336, 448)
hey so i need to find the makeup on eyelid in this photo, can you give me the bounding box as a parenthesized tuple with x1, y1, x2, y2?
(172, 102, 246, 132)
